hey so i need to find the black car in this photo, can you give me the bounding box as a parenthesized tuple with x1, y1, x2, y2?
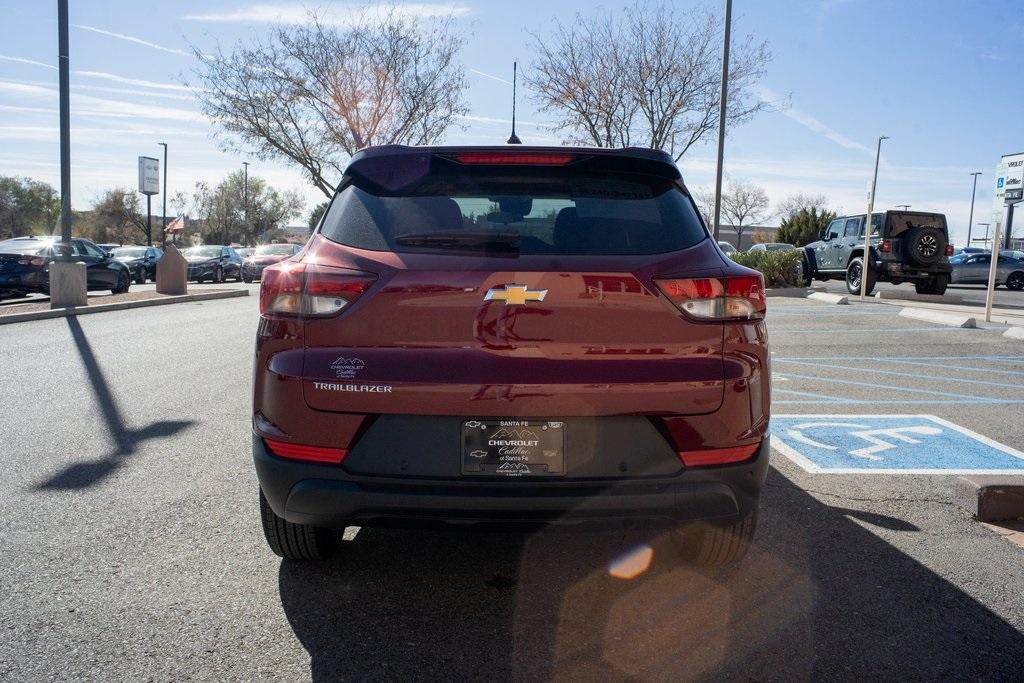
(110, 245, 163, 284)
(803, 210, 953, 295)
(0, 236, 132, 300)
(181, 245, 244, 283)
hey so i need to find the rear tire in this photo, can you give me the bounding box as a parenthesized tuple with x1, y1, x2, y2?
(673, 510, 757, 567)
(915, 274, 949, 295)
(259, 489, 335, 561)
(1007, 271, 1024, 291)
(112, 270, 130, 294)
(845, 256, 875, 295)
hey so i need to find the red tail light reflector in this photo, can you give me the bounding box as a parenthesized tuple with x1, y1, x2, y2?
(880, 239, 891, 253)
(452, 152, 576, 165)
(678, 443, 759, 467)
(945, 244, 954, 256)
(654, 274, 765, 321)
(260, 262, 375, 318)
(265, 438, 348, 464)
(18, 257, 47, 266)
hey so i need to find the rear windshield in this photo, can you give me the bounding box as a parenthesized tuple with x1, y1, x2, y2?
(112, 247, 146, 258)
(0, 239, 54, 255)
(320, 171, 706, 256)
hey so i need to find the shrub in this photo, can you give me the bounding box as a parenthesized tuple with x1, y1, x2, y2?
(729, 249, 804, 288)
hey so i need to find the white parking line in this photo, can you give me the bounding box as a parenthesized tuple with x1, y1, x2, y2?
(774, 359, 1024, 390)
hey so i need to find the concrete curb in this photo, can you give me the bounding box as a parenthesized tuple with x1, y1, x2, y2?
(955, 476, 1024, 522)
(766, 287, 815, 298)
(0, 289, 248, 325)
(807, 292, 849, 305)
(874, 290, 964, 304)
(1004, 327, 1024, 341)
(898, 307, 976, 328)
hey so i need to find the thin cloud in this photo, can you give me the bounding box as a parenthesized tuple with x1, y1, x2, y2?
(760, 87, 871, 154)
(7, 78, 196, 102)
(470, 69, 512, 86)
(0, 81, 204, 123)
(73, 24, 192, 58)
(74, 71, 194, 92)
(0, 55, 57, 70)
(182, 2, 471, 25)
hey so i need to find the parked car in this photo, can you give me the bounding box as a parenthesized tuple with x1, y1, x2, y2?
(950, 253, 1024, 290)
(0, 235, 132, 299)
(252, 145, 770, 566)
(717, 240, 738, 255)
(110, 245, 162, 284)
(1000, 249, 1024, 262)
(97, 243, 121, 254)
(241, 243, 302, 283)
(236, 247, 255, 259)
(952, 246, 988, 256)
(803, 210, 953, 295)
(747, 242, 796, 253)
(180, 245, 243, 283)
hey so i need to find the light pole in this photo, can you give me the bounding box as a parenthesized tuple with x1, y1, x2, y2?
(158, 142, 167, 245)
(57, 0, 71, 255)
(967, 172, 982, 248)
(710, 0, 732, 241)
(242, 161, 250, 245)
(860, 135, 888, 300)
(896, 204, 911, 211)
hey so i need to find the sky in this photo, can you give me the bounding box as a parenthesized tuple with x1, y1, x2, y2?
(0, 0, 1022, 244)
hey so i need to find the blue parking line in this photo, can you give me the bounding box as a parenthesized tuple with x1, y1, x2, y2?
(768, 327, 979, 333)
(774, 359, 1024, 390)
(866, 357, 1024, 378)
(776, 372, 1010, 402)
(773, 399, 1024, 405)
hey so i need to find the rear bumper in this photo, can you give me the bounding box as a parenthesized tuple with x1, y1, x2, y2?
(878, 260, 952, 279)
(253, 434, 769, 528)
(241, 263, 267, 279)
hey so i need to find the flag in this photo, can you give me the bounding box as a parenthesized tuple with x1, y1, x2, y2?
(165, 216, 185, 233)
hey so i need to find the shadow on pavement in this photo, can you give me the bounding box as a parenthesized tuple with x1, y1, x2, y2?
(278, 468, 1024, 680)
(33, 316, 193, 490)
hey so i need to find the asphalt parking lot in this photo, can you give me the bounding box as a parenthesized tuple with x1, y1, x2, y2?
(2, 293, 1023, 680)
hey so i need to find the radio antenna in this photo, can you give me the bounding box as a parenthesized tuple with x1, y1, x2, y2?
(507, 61, 522, 144)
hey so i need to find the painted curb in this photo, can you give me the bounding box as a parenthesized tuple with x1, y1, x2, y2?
(955, 476, 1024, 522)
(897, 306, 976, 328)
(1005, 327, 1024, 341)
(807, 292, 849, 305)
(0, 289, 248, 325)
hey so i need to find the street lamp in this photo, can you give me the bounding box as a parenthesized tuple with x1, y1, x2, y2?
(896, 204, 911, 211)
(860, 135, 888, 300)
(710, 0, 732, 241)
(242, 161, 250, 245)
(158, 142, 167, 245)
(967, 171, 982, 248)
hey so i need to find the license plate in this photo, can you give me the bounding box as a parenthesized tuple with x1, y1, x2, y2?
(462, 420, 566, 477)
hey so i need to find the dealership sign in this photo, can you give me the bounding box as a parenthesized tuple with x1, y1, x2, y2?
(138, 156, 160, 195)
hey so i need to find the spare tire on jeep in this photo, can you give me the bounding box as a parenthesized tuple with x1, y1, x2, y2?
(902, 225, 946, 266)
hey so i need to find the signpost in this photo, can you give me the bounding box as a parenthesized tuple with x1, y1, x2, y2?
(138, 156, 159, 246)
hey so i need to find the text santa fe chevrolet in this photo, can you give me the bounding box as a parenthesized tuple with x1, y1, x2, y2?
(252, 145, 770, 566)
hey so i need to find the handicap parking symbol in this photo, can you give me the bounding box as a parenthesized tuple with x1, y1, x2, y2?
(771, 415, 1024, 473)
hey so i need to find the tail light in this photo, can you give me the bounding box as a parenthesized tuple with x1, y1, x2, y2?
(945, 244, 954, 256)
(18, 257, 47, 266)
(677, 443, 760, 467)
(654, 274, 765, 321)
(452, 151, 576, 165)
(879, 239, 891, 253)
(259, 262, 376, 318)
(265, 438, 347, 464)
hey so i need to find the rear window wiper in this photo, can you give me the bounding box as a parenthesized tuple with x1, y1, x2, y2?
(393, 231, 520, 253)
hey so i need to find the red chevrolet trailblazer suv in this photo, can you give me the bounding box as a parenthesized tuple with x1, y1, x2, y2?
(253, 146, 770, 566)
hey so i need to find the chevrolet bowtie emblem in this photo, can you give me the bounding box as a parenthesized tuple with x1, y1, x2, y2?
(484, 284, 548, 306)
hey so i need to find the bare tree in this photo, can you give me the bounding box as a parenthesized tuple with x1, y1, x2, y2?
(721, 179, 770, 247)
(527, 1, 771, 160)
(776, 192, 829, 220)
(692, 186, 716, 227)
(191, 8, 469, 198)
